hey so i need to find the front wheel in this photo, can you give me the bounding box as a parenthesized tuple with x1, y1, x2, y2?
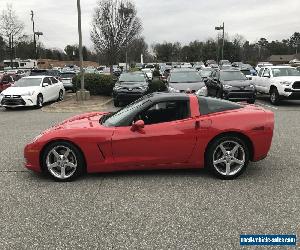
(36, 94, 43, 108)
(42, 141, 85, 181)
(57, 90, 64, 102)
(206, 136, 249, 179)
(270, 88, 280, 105)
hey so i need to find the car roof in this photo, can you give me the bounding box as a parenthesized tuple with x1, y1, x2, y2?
(146, 92, 190, 102)
(23, 76, 46, 78)
(263, 66, 294, 69)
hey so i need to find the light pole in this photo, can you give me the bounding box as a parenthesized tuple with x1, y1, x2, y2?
(215, 22, 225, 61)
(76, 0, 89, 101)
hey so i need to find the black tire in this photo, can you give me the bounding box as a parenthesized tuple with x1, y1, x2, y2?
(114, 99, 119, 107)
(57, 90, 64, 102)
(41, 141, 85, 182)
(4, 107, 13, 110)
(72, 88, 76, 93)
(270, 88, 280, 105)
(36, 94, 43, 108)
(247, 99, 255, 104)
(206, 136, 249, 179)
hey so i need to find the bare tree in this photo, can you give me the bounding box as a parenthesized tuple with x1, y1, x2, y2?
(0, 4, 24, 68)
(91, 0, 142, 67)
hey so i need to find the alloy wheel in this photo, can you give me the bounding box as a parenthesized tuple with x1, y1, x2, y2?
(46, 145, 77, 180)
(212, 140, 245, 176)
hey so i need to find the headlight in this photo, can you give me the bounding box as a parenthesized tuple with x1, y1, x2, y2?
(279, 81, 291, 86)
(249, 84, 255, 88)
(0, 92, 4, 96)
(168, 87, 180, 93)
(137, 86, 148, 91)
(196, 86, 208, 96)
(223, 84, 232, 89)
(113, 85, 123, 90)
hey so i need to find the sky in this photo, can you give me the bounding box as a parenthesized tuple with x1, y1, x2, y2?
(0, 0, 299, 51)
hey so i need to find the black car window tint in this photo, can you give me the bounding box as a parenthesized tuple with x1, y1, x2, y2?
(258, 68, 264, 77)
(198, 97, 242, 115)
(51, 77, 58, 83)
(137, 100, 190, 125)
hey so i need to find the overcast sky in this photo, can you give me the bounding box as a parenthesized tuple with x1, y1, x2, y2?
(0, 0, 299, 51)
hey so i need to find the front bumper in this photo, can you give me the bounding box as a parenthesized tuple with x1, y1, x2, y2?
(0, 95, 36, 107)
(24, 142, 42, 172)
(223, 90, 256, 101)
(113, 91, 145, 101)
(282, 89, 300, 99)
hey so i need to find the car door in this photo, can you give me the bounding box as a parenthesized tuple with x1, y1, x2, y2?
(50, 77, 60, 100)
(260, 68, 271, 93)
(41, 77, 52, 102)
(111, 100, 197, 169)
(255, 68, 265, 92)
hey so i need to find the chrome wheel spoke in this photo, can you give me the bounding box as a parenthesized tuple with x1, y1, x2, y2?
(66, 162, 76, 169)
(219, 144, 227, 155)
(48, 162, 58, 170)
(232, 158, 244, 165)
(231, 144, 239, 155)
(225, 162, 231, 175)
(52, 149, 61, 159)
(60, 166, 66, 179)
(63, 148, 71, 158)
(214, 158, 226, 165)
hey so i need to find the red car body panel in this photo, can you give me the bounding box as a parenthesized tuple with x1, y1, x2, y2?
(24, 95, 274, 174)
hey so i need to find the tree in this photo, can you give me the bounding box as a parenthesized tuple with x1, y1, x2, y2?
(91, 0, 142, 66)
(0, 4, 24, 67)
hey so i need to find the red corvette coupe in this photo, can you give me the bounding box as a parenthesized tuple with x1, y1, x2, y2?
(24, 93, 274, 181)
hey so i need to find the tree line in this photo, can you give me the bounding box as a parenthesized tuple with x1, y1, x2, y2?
(0, 1, 299, 67)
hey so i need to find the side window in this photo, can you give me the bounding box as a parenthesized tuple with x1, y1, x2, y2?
(136, 100, 190, 125)
(258, 68, 264, 77)
(43, 77, 52, 85)
(198, 97, 242, 115)
(263, 69, 270, 77)
(51, 77, 58, 84)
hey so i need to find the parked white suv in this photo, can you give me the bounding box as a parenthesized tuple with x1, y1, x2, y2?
(0, 76, 65, 109)
(252, 66, 300, 105)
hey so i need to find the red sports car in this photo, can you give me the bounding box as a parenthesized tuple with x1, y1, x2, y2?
(24, 93, 274, 181)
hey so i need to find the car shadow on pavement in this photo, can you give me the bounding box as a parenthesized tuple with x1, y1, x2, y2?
(256, 95, 300, 107)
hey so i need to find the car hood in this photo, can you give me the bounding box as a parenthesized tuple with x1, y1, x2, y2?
(170, 82, 205, 91)
(55, 112, 108, 129)
(1, 86, 40, 95)
(221, 80, 252, 87)
(273, 76, 300, 82)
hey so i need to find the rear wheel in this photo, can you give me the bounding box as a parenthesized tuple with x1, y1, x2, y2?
(42, 141, 85, 182)
(206, 136, 249, 179)
(270, 88, 280, 105)
(36, 94, 43, 108)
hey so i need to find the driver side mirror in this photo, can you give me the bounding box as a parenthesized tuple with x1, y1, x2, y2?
(42, 83, 49, 87)
(263, 74, 270, 78)
(131, 120, 144, 132)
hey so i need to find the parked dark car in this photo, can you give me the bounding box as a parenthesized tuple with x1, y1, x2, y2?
(60, 72, 77, 92)
(0, 74, 15, 92)
(205, 69, 256, 104)
(113, 72, 149, 107)
(167, 69, 206, 93)
(30, 69, 49, 76)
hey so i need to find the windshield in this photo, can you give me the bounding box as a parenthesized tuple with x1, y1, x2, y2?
(119, 73, 145, 83)
(14, 78, 42, 87)
(240, 69, 251, 75)
(102, 98, 151, 127)
(170, 71, 202, 83)
(220, 71, 247, 81)
(271, 68, 300, 77)
(61, 73, 76, 78)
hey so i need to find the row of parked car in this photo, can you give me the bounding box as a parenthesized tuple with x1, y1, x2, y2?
(112, 63, 300, 107)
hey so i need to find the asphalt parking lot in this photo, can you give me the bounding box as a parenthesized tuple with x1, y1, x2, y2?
(0, 97, 299, 249)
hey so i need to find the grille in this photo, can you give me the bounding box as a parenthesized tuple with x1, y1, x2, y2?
(1, 97, 25, 106)
(292, 81, 300, 89)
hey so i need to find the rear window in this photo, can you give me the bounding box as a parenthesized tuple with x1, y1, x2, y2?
(197, 97, 242, 115)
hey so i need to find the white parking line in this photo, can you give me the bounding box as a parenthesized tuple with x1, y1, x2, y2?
(256, 101, 279, 110)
